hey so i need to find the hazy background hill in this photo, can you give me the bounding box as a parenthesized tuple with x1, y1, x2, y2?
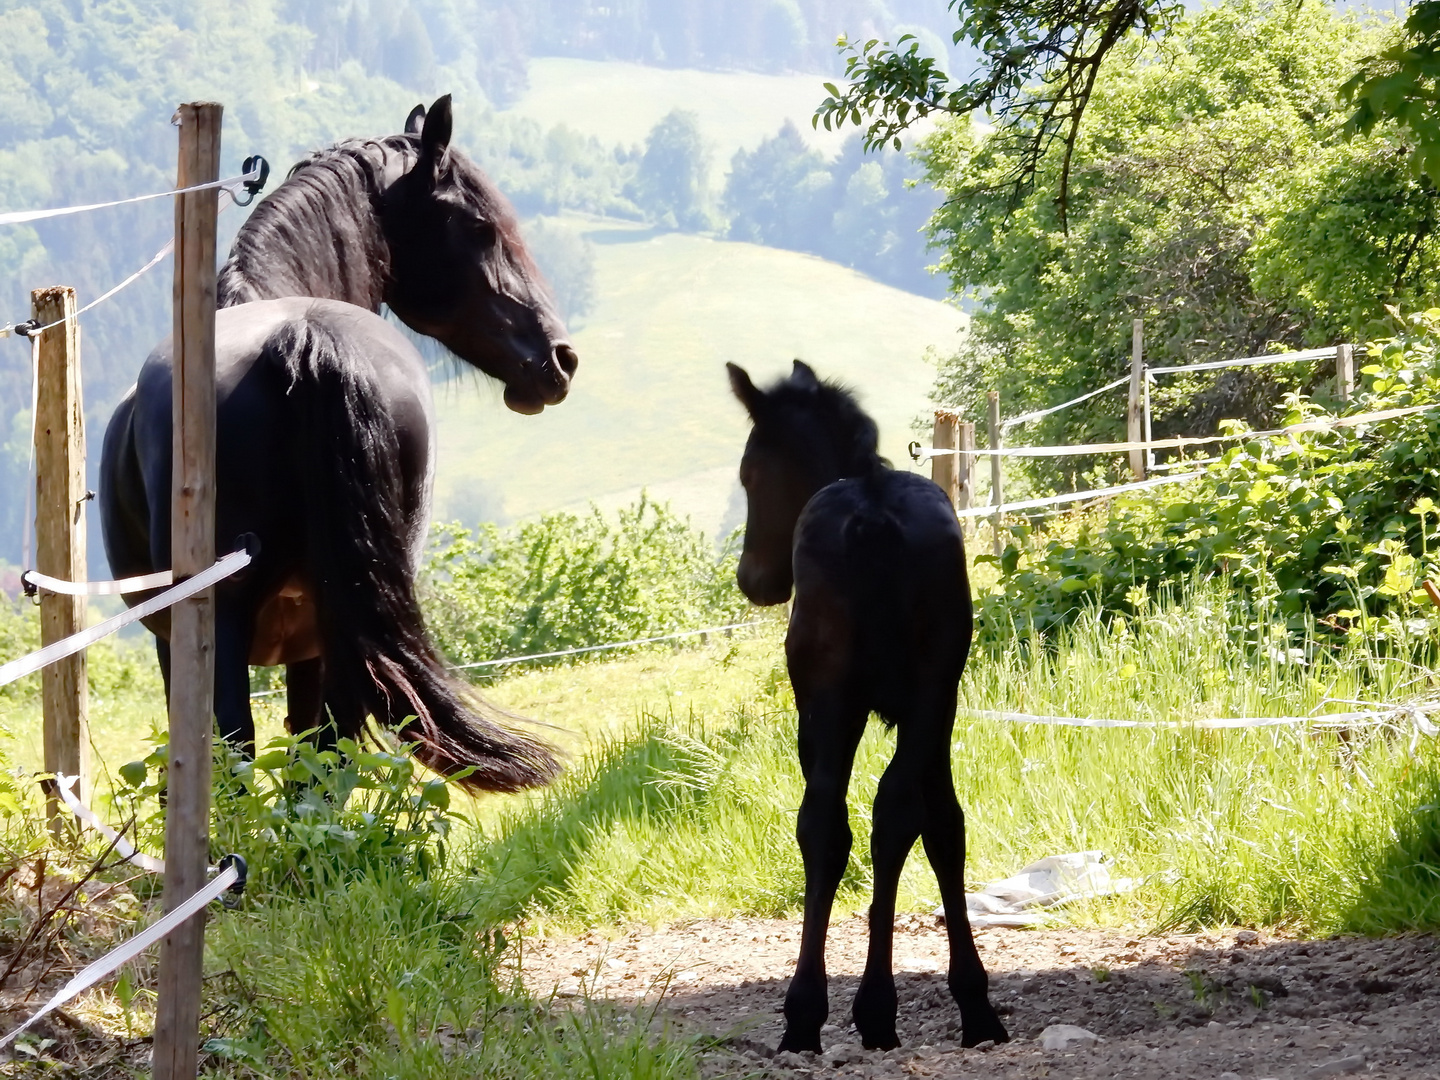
(0, 0, 971, 576)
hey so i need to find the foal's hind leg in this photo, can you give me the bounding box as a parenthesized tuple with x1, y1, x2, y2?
(852, 721, 926, 1050)
(284, 658, 333, 751)
(214, 605, 257, 756)
(780, 685, 868, 1054)
(918, 695, 1008, 1047)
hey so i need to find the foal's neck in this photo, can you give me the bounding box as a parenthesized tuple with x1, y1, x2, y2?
(217, 140, 412, 310)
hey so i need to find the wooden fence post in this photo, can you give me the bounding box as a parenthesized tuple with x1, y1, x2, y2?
(987, 391, 1003, 557)
(1336, 343, 1354, 404)
(1128, 319, 1146, 480)
(154, 100, 222, 1080)
(957, 421, 975, 529)
(32, 286, 88, 836)
(931, 409, 959, 508)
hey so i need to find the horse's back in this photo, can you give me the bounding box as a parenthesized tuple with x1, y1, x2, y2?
(788, 471, 971, 718)
(101, 298, 435, 644)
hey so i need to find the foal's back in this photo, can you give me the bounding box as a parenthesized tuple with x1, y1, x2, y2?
(788, 469, 973, 722)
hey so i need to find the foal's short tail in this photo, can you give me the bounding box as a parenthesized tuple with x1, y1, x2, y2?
(269, 319, 560, 793)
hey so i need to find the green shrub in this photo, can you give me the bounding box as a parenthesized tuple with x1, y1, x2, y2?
(979, 310, 1440, 645)
(420, 494, 748, 668)
(114, 734, 469, 898)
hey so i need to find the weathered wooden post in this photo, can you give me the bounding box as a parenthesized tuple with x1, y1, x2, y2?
(154, 100, 222, 1080)
(1128, 319, 1146, 480)
(931, 409, 959, 508)
(31, 286, 88, 835)
(1336, 343, 1354, 404)
(956, 421, 975, 528)
(987, 391, 1003, 557)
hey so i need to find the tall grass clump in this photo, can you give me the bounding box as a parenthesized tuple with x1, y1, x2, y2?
(421, 494, 748, 667)
(474, 582, 1440, 936)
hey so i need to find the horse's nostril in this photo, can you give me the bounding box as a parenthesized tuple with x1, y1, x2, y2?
(554, 343, 579, 378)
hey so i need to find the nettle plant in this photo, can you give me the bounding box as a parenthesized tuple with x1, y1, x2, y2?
(116, 732, 467, 897)
(978, 310, 1440, 648)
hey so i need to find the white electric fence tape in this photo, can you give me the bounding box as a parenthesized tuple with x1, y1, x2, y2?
(0, 863, 238, 1051)
(53, 776, 166, 874)
(0, 548, 251, 688)
(23, 567, 174, 597)
(1146, 347, 1338, 376)
(955, 471, 1205, 518)
(916, 401, 1440, 461)
(451, 620, 764, 672)
(0, 164, 262, 227)
(1001, 376, 1132, 430)
(967, 705, 1440, 733)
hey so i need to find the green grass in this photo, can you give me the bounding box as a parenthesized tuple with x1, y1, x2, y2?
(430, 221, 965, 533)
(504, 58, 852, 186)
(470, 586, 1440, 936)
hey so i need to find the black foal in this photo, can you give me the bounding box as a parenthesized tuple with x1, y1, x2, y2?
(728, 360, 1009, 1054)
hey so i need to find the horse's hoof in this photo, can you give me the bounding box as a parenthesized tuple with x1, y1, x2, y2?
(859, 1029, 900, 1051)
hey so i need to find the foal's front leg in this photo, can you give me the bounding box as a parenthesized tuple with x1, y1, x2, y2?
(780, 685, 867, 1054)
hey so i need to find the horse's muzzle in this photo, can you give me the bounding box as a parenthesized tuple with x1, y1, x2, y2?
(503, 344, 577, 414)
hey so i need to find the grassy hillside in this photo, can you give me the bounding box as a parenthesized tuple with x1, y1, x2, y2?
(505, 58, 850, 181)
(429, 218, 966, 534)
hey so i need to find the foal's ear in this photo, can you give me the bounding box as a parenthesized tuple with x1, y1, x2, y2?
(405, 103, 427, 135)
(727, 363, 764, 416)
(416, 94, 454, 185)
(791, 359, 820, 391)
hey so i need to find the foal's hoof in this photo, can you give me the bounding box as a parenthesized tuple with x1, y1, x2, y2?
(961, 1011, 1010, 1047)
(777, 1030, 823, 1054)
(858, 1027, 900, 1051)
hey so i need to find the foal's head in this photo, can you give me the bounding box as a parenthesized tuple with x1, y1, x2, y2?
(728, 360, 884, 605)
(221, 95, 576, 414)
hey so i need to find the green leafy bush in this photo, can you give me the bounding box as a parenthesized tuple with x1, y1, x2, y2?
(115, 734, 468, 898)
(979, 311, 1440, 644)
(420, 494, 748, 668)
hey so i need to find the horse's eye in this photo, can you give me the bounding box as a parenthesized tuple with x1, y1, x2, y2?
(473, 222, 497, 247)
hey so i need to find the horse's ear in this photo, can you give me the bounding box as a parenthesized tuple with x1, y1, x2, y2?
(416, 94, 453, 185)
(728, 363, 764, 417)
(791, 359, 820, 391)
(405, 103, 426, 135)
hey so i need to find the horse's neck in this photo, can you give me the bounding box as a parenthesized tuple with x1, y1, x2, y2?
(218, 148, 408, 310)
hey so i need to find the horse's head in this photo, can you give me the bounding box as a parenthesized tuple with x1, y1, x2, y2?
(727, 360, 882, 606)
(383, 96, 577, 414)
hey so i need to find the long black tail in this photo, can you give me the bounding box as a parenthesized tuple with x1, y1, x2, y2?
(844, 473, 914, 724)
(269, 319, 560, 793)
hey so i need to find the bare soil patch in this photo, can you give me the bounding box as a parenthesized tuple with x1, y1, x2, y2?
(519, 916, 1440, 1078)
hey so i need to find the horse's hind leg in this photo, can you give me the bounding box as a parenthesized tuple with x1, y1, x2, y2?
(284, 658, 332, 751)
(852, 721, 926, 1050)
(214, 604, 257, 756)
(918, 692, 1008, 1047)
(780, 684, 867, 1054)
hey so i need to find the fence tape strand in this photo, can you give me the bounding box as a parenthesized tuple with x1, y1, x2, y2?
(0, 548, 251, 688)
(956, 472, 1205, 518)
(451, 621, 764, 672)
(0, 164, 262, 227)
(53, 775, 165, 873)
(0, 864, 238, 1051)
(23, 567, 174, 597)
(915, 401, 1440, 461)
(966, 703, 1440, 731)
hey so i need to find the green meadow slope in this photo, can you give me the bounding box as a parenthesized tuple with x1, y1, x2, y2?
(430, 219, 967, 534)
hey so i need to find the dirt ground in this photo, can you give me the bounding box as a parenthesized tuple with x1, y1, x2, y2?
(518, 915, 1440, 1079)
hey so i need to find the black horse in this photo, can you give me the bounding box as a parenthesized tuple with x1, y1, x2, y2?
(728, 360, 1009, 1053)
(99, 96, 572, 792)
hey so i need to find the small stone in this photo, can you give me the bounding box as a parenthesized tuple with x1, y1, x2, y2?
(1220, 1073, 1242, 1080)
(1038, 1024, 1101, 1051)
(1312, 1055, 1366, 1077)
(1236, 930, 1261, 945)
(972, 1039, 997, 1051)
(1207, 1021, 1223, 1031)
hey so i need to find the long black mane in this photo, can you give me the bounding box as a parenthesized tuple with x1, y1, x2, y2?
(217, 134, 541, 311)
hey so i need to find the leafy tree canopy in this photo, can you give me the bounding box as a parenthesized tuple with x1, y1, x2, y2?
(922, 0, 1434, 491)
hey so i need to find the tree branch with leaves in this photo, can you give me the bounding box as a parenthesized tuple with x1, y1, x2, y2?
(813, 0, 1183, 229)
